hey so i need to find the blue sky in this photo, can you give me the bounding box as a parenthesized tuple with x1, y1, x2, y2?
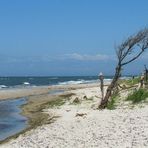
(0, 0, 148, 76)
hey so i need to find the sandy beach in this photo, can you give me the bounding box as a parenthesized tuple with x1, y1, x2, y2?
(0, 82, 148, 148)
(0, 83, 102, 100)
(0, 0, 148, 147)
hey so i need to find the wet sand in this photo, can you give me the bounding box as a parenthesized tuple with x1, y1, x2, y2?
(0, 83, 101, 101)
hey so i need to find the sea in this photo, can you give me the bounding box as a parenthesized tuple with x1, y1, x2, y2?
(0, 76, 114, 89)
(0, 98, 27, 141)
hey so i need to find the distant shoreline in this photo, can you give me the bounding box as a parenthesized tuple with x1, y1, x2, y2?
(0, 82, 108, 101)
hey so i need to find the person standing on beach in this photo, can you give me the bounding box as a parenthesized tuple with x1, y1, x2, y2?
(99, 72, 104, 100)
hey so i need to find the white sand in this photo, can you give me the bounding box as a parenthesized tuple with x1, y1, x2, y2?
(1, 85, 148, 148)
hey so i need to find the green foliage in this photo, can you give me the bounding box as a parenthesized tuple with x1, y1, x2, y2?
(107, 94, 118, 110)
(126, 89, 148, 104)
(122, 77, 140, 86)
(47, 98, 66, 107)
(59, 93, 75, 98)
(47, 93, 75, 107)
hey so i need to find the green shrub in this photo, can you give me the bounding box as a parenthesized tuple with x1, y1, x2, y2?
(107, 94, 118, 110)
(126, 89, 148, 103)
(47, 98, 66, 107)
(123, 77, 140, 86)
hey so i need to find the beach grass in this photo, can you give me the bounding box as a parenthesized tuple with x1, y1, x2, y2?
(107, 94, 118, 110)
(120, 77, 140, 86)
(46, 98, 66, 108)
(126, 88, 148, 104)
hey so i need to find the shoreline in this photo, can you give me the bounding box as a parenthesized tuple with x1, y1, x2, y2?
(0, 93, 74, 144)
(0, 82, 104, 144)
(1, 82, 148, 147)
(0, 82, 103, 101)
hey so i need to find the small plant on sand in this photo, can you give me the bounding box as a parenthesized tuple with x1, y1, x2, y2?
(47, 93, 75, 107)
(106, 94, 118, 110)
(70, 97, 81, 105)
(126, 89, 148, 104)
(47, 98, 66, 108)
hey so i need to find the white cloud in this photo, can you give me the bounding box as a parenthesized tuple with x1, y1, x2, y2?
(0, 53, 116, 64)
(60, 53, 115, 61)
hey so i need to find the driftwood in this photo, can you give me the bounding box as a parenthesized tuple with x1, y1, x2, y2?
(75, 113, 87, 117)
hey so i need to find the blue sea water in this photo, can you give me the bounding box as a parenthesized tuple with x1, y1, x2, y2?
(0, 76, 114, 88)
(0, 89, 66, 142)
(0, 98, 27, 141)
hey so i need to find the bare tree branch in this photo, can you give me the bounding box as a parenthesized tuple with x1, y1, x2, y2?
(121, 50, 143, 66)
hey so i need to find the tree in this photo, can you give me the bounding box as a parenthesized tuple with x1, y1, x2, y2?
(99, 28, 148, 109)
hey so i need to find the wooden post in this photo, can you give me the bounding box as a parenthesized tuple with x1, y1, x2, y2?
(144, 65, 148, 83)
(99, 72, 104, 100)
(140, 73, 145, 88)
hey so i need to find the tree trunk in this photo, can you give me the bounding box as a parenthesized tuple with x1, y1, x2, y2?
(99, 64, 121, 109)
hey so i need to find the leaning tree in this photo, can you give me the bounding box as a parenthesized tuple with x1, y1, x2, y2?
(99, 28, 148, 109)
